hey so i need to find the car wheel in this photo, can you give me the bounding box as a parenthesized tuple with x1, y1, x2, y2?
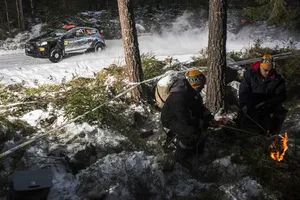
(94, 43, 105, 52)
(49, 48, 63, 63)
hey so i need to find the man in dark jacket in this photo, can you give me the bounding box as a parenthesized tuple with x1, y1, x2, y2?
(239, 54, 287, 135)
(161, 70, 216, 166)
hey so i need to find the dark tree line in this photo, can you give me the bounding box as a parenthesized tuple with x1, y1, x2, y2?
(0, 0, 207, 39)
(0, 0, 300, 40)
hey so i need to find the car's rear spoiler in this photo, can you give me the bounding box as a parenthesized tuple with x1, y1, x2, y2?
(64, 25, 76, 29)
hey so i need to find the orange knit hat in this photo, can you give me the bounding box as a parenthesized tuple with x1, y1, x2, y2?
(260, 54, 273, 69)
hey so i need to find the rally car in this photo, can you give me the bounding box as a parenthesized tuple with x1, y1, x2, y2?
(25, 25, 105, 63)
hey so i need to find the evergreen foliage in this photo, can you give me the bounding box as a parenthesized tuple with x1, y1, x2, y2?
(141, 53, 165, 80)
(244, 0, 300, 29)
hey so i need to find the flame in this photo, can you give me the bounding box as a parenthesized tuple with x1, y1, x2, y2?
(270, 132, 288, 162)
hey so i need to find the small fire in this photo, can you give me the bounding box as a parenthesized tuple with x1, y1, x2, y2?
(270, 132, 288, 162)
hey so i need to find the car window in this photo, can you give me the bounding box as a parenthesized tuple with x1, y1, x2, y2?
(85, 28, 97, 35)
(64, 30, 76, 39)
(75, 28, 84, 37)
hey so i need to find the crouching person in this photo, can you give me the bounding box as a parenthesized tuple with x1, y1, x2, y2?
(161, 70, 217, 167)
(239, 54, 288, 135)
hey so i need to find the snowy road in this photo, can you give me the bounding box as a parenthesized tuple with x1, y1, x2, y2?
(0, 40, 124, 69)
(0, 34, 207, 86)
(0, 35, 203, 69)
(0, 52, 48, 68)
(1, 29, 298, 69)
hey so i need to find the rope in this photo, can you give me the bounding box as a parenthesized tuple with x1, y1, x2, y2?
(0, 68, 197, 160)
(220, 125, 269, 139)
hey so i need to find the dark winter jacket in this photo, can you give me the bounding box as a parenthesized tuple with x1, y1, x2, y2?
(239, 61, 287, 111)
(161, 78, 212, 136)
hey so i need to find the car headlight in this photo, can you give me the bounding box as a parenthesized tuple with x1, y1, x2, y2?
(37, 41, 47, 46)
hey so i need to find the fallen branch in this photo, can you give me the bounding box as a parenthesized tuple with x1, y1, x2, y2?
(0, 101, 38, 109)
(185, 52, 295, 69)
(227, 52, 295, 66)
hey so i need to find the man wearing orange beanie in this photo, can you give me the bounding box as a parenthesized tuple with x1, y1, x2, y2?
(161, 69, 218, 169)
(239, 54, 287, 135)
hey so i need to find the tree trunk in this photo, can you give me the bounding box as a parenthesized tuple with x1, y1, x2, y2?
(30, 0, 34, 17)
(18, 0, 25, 30)
(16, 0, 20, 29)
(4, 0, 10, 31)
(62, 0, 66, 8)
(117, 0, 145, 102)
(206, 0, 227, 114)
(106, 0, 109, 10)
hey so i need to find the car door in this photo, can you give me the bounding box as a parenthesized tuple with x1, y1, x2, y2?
(64, 28, 87, 53)
(63, 29, 77, 53)
(84, 28, 97, 50)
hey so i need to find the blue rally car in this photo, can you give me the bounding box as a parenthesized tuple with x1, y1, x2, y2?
(25, 25, 106, 63)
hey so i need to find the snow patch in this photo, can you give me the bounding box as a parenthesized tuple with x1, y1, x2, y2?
(0, 57, 116, 87)
(127, 104, 147, 114)
(0, 49, 24, 55)
(136, 24, 146, 32)
(80, 11, 104, 16)
(157, 70, 185, 87)
(104, 74, 116, 86)
(49, 172, 80, 200)
(0, 23, 44, 51)
(30, 24, 45, 39)
(228, 80, 240, 92)
(20, 109, 50, 127)
(220, 177, 264, 200)
(213, 156, 232, 167)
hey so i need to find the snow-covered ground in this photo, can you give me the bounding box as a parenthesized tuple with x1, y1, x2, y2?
(1, 12, 300, 200)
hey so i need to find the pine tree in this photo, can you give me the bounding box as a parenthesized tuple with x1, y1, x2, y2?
(206, 0, 227, 114)
(4, 0, 10, 32)
(245, 0, 289, 25)
(16, 0, 25, 30)
(117, 0, 145, 102)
